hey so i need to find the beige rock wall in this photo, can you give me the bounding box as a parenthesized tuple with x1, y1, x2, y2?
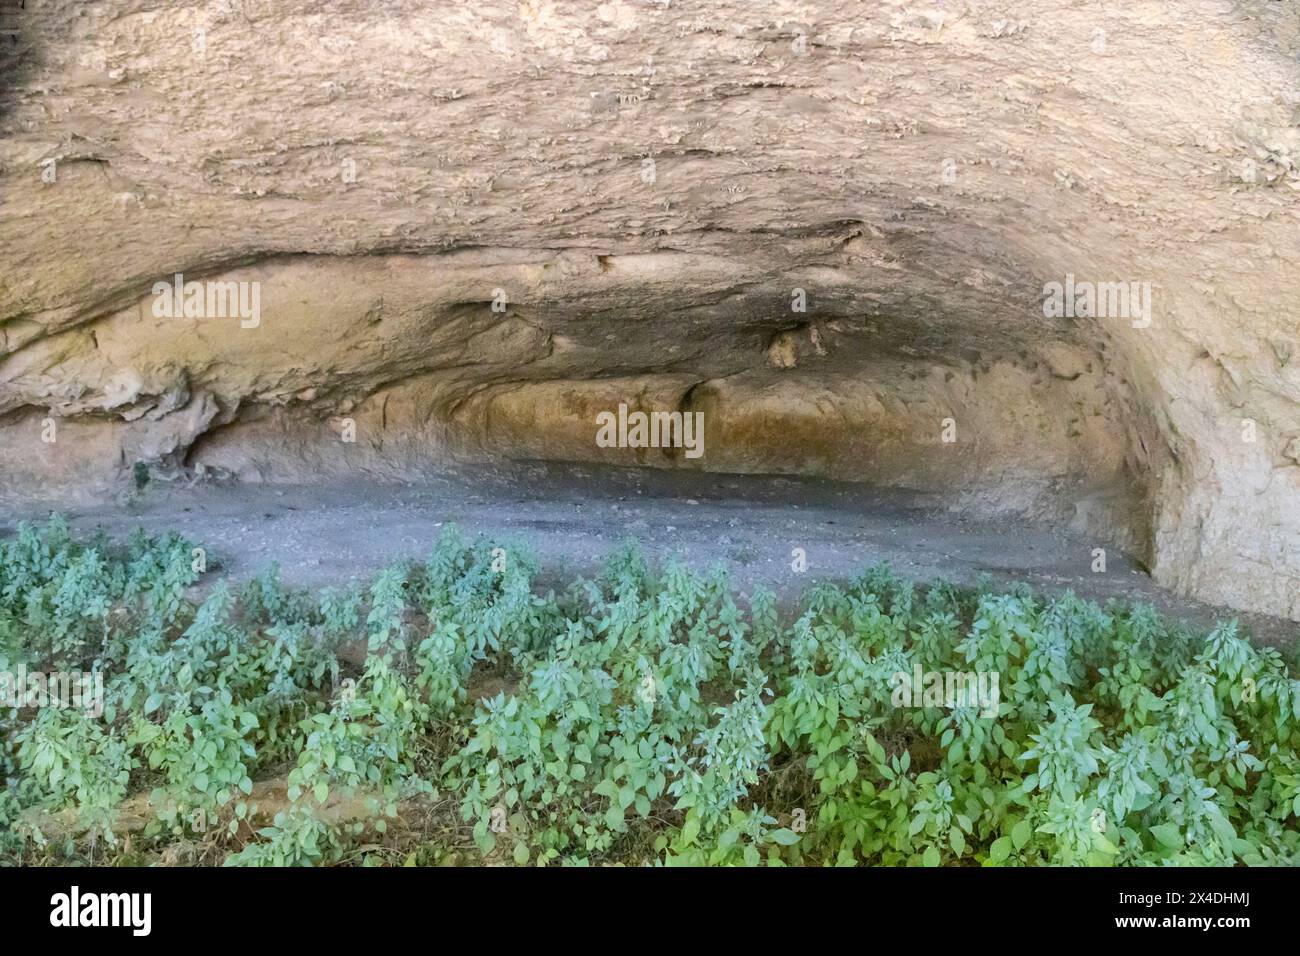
(0, 0, 1297, 620)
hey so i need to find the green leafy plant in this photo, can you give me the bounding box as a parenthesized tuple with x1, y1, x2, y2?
(1, 516, 1297, 868)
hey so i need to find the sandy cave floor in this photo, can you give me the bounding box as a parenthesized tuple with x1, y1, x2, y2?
(1, 461, 1295, 648)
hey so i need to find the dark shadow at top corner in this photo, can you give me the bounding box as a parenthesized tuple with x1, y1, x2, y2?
(0, 2, 41, 126)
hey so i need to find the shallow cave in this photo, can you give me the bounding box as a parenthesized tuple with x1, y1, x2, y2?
(0, 0, 1297, 627)
(6, 0, 1300, 886)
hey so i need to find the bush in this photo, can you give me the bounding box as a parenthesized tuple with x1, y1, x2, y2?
(1, 516, 1297, 867)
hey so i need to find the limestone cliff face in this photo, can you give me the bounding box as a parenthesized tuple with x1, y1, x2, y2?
(1, 0, 1298, 620)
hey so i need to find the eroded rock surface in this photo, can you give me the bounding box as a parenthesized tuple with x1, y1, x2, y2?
(1, 0, 1298, 620)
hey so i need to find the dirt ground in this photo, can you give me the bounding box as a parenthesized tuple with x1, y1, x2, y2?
(2, 460, 1295, 647)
